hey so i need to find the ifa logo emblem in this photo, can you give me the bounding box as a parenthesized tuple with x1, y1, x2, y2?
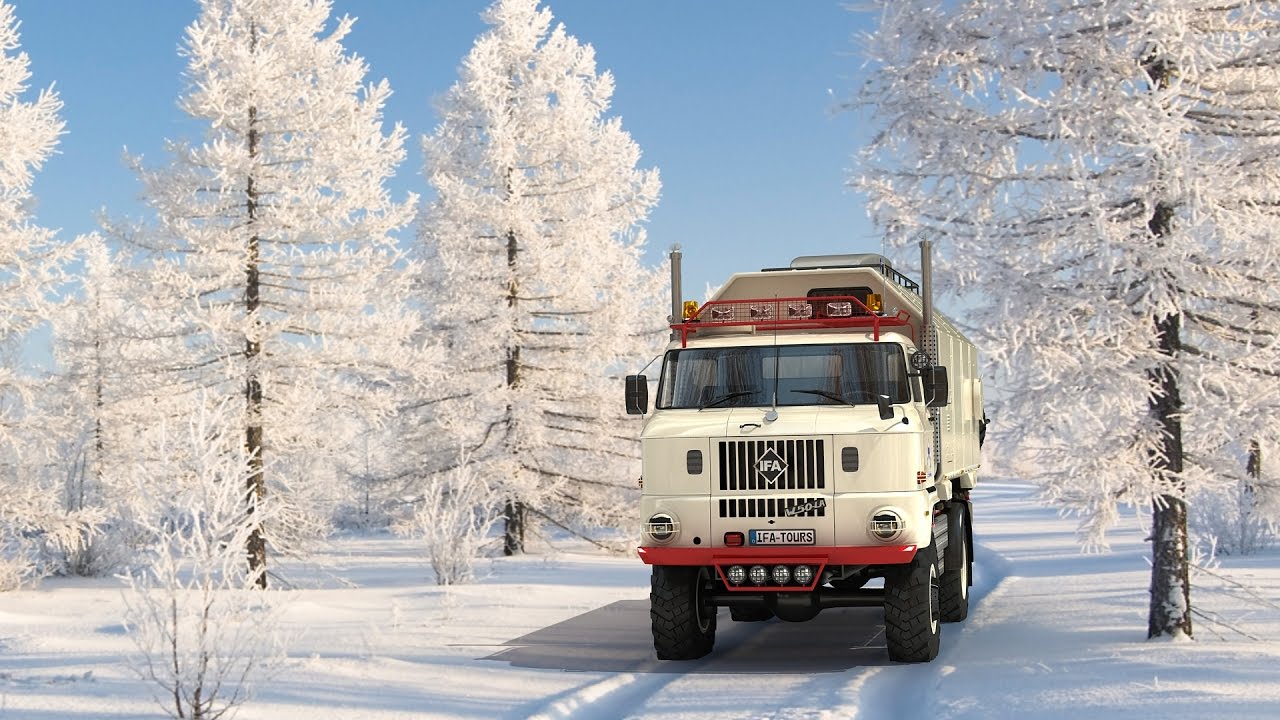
(755, 447, 788, 485)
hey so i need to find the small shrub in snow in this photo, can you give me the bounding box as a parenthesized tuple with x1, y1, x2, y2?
(1193, 480, 1276, 557)
(123, 397, 284, 720)
(395, 462, 500, 585)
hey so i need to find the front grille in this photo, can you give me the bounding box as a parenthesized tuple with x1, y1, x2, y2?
(719, 497, 828, 518)
(718, 439, 826, 491)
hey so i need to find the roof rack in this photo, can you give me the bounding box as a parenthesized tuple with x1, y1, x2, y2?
(671, 295, 912, 347)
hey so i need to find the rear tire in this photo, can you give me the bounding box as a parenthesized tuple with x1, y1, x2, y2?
(729, 606, 773, 622)
(883, 540, 941, 663)
(651, 566, 717, 659)
(940, 503, 970, 622)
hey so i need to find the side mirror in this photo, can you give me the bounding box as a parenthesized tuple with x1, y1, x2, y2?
(625, 375, 649, 415)
(875, 393, 894, 421)
(923, 366, 950, 408)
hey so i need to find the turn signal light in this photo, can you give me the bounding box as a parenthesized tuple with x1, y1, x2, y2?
(724, 531, 744, 547)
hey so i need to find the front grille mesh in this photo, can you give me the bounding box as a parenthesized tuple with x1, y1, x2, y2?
(719, 497, 828, 518)
(718, 439, 825, 491)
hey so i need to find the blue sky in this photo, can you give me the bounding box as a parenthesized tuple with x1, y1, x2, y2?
(14, 0, 881, 297)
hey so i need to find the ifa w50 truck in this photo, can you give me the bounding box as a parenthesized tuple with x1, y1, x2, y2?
(624, 242, 985, 663)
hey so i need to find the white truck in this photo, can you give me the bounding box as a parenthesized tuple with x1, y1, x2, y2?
(625, 243, 985, 663)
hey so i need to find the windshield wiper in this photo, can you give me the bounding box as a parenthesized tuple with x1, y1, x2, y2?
(793, 389, 858, 407)
(699, 391, 753, 410)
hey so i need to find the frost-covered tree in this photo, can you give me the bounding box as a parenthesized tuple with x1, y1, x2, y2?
(0, 0, 67, 589)
(46, 237, 125, 573)
(856, 0, 1280, 638)
(0, 0, 64, 455)
(420, 0, 663, 554)
(124, 395, 285, 720)
(394, 458, 501, 585)
(118, 0, 419, 586)
(43, 235, 173, 574)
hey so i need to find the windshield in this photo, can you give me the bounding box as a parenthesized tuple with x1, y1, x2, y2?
(656, 343, 912, 410)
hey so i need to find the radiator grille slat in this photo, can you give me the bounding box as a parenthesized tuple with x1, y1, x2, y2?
(717, 438, 825, 491)
(718, 497, 828, 518)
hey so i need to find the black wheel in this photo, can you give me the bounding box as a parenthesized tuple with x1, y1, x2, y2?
(883, 540, 941, 663)
(940, 503, 970, 622)
(651, 566, 717, 659)
(729, 606, 773, 622)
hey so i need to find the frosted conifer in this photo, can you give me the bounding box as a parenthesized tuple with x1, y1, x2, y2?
(856, 0, 1280, 638)
(420, 0, 663, 554)
(0, 0, 66, 589)
(0, 0, 64, 455)
(119, 0, 420, 586)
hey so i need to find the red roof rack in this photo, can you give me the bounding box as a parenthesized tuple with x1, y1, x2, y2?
(670, 295, 912, 347)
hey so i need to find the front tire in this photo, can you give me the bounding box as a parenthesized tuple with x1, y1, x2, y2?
(651, 566, 717, 659)
(883, 540, 941, 663)
(939, 503, 970, 622)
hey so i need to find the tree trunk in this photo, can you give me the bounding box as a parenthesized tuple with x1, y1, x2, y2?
(1141, 49, 1191, 639)
(244, 88, 267, 589)
(1145, 203, 1191, 639)
(503, 226, 526, 555)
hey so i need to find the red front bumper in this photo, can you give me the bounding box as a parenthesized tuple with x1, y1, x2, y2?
(638, 544, 918, 592)
(636, 544, 917, 566)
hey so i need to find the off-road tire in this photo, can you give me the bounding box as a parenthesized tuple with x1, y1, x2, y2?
(883, 540, 941, 663)
(651, 566, 717, 659)
(729, 606, 773, 622)
(939, 503, 970, 622)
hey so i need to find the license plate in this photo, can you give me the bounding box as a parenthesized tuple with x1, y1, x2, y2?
(749, 529, 816, 546)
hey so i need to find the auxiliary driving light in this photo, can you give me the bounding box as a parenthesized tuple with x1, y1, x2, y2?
(772, 565, 791, 585)
(727, 565, 747, 585)
(749, 565, 769, 585)
(870, 507, 905, 543)
(793, 565, 814, 586)
(645, 512, 678, 543)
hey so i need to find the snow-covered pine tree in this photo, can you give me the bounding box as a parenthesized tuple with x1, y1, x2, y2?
(420, 0, 663, 554)
(46, 236, 131, 574)
(118, 0, 419, 587)
(0, 0, 67, 589)
(856, 0, 1280, 638)
(0, 0, 64, 457)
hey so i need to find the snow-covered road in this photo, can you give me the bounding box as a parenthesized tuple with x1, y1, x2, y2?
(2, 480, 1278, 719)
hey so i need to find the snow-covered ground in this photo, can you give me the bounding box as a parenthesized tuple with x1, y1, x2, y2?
(2, 480, 1277, 719)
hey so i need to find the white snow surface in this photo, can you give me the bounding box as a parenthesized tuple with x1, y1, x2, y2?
(2, 480, 1278, 719)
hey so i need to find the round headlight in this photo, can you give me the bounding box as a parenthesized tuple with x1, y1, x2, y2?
(727, 565, 746, 585)
(749, 565, 769, 585)
(645, 512, 678, 543)
(911, 350, 932, 370)
(772, 565, 791, 585)
(793, 565, 814, 585)
(870, 507, 906, 543)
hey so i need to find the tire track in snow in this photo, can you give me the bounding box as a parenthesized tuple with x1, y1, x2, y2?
(518, 618, 763, 720)
(824, 542, 1015, 720)
(519, 510, 1016, 719)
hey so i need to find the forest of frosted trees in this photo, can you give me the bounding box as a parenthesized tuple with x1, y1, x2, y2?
(1, 0, 1277, 650)
(856, 0, 1280, 636)
(0, 0, 664, 592)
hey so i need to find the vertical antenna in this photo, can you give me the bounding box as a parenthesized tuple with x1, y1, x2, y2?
(766, 295, 779, 422)
(669, 245, 682, 342)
